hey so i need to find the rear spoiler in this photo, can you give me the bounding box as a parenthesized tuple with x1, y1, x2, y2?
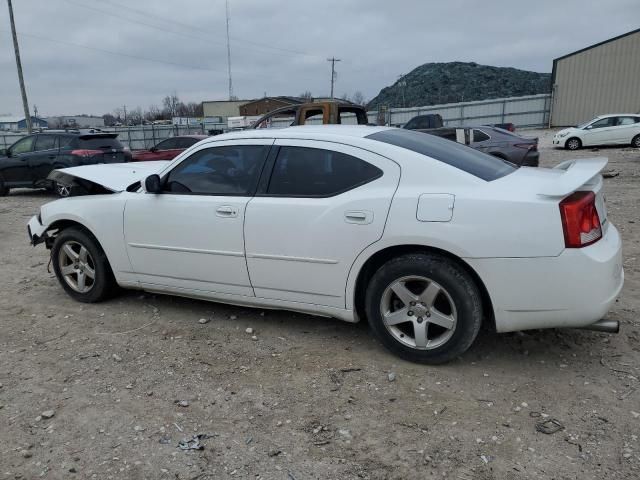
(538, 157, 608, 197)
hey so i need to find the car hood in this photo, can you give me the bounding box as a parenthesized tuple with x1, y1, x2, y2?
(556, 127, 578, 136)
(48, 161, 170, 192)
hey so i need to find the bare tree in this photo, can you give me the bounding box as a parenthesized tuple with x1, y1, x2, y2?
(102, 113, 116, 126)
(145, 105, 161, 122)
(299, 91, 313, 101)
(128, 107, 144, 125)
(352, 91, 366, 106)
(162, 92, 180, 119)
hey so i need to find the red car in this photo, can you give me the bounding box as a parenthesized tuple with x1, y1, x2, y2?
(131, 135, 207, 161)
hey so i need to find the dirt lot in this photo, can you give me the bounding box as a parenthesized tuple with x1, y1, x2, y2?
(1, 129, 639, 480)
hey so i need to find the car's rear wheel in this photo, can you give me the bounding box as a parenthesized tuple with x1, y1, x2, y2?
(565, 137, 581, 150)
(51, 227, 117, 302)
(632, 134, 640, 149)
(365, 253, 482, 364)
(0, 176, 8, 196)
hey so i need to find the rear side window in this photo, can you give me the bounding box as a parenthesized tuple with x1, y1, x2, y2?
(472, 129, 491, 142)
(76, 137, 123, 150)
(34, 135, 57, 151)
(267, 146, 382, 197)
(367, 129, 515, 181)
(166, 145, 269, 195)
(616, 116, 637, 126)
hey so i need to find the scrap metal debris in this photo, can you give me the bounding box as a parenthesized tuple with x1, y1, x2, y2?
(535, 418, 565, 435)
(178, 434, 212, 451)
(602, 170, 620, 178)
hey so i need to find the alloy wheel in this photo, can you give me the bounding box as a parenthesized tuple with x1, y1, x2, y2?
(57, 240, 96, 293)
(379, 275, 457, 350)
(567, 139, 580, 150)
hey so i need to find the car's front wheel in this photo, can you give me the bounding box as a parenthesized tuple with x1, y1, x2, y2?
(365, 253, 482, 364)
(51, 227, 117, 302)
(565, 137, 582, 150)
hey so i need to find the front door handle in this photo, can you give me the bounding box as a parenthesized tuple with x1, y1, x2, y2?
(344, 210, 373, 224)
(216, 205, 238, 218)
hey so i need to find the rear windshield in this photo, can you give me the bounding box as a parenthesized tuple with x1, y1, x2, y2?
(367, 129, 515, 181)
(70, 136, 123, 150)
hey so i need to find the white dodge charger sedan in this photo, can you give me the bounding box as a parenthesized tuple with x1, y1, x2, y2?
(553, 113, 640, 150)
(27, 126, 624, 364)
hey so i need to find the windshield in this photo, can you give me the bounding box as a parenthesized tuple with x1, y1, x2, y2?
(367, 129, 516, 181)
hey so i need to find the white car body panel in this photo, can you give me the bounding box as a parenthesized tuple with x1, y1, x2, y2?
(553, 113, 640, 147)
(28, 125, 624, 334)
(54, 161, 170, 192)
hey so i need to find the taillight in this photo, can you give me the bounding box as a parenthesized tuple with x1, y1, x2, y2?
(559, 191, 602, 248)
(514, 143, 536, 150)
(71, 149, 103, 158)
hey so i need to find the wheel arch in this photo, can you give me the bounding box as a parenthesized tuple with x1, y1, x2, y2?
(351, 244, 495, 330)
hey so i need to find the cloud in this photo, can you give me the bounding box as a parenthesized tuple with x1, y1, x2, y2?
(0, 0, 637, 116)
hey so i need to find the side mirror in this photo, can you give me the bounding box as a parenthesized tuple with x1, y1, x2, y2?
(144, 174, 162, 193)
(149, 146, 158, 152)
(585, 125, 592, 130)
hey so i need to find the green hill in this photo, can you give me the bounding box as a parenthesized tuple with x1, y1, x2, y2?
(367, 62, 551, 109)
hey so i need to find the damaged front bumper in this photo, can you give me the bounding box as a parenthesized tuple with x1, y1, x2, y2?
(27, 214, 49, 246)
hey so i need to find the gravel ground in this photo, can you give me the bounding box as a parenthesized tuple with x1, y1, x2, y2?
(0, 129, 639, 479)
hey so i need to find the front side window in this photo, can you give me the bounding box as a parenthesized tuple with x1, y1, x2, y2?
(10, 136, 35, 155)
(34, 135, 57, 151)
(589, 117, 615, 129)
(165, 145, 269, 195)
(267, 146, 382, 197)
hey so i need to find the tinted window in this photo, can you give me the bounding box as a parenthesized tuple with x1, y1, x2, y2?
(367, 129, 515, 181)
(34, 135, 57, 151)
(267, 146, 382, 197)
(166, 145, 269, 195)
(472, 129, 491, 142)
(156, 138, 177, 150)
(76, 137, 123, 149)
(590, 117, 615, 129)
(10, 136, 35, 154)
(176, 137, 200, 149)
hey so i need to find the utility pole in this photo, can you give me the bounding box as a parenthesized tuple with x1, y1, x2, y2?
(123, 105, 127, 125)
(7, 0, 32, 133)
(397, 74, 407, 108)
(327, 57, 341, 99)
(33, 104, 38, 118)
(225, 0, 234, 100)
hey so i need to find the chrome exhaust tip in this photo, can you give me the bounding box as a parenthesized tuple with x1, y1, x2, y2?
(580, 319, 619, 334)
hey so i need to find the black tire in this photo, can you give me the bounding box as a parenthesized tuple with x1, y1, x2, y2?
(632, 134, 640, 149)
(0, 175, 8, 196)
(365, 253, 482, 364)
(565, 137, 581, 150)
(51, 227, 118, 302)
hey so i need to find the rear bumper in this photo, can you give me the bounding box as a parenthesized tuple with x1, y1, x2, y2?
(521, 150, 539, 167)
(466, 225, 624, 332)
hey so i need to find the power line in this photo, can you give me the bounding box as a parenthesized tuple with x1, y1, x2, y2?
(62, 0, 317, 60)
(0, 29, 215, 70)
(100, 0, 315, 58)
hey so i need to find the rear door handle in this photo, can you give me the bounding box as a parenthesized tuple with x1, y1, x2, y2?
(216, 205, 238, 218)
(344, 210, 373, 224)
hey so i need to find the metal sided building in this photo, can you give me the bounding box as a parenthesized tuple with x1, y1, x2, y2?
(550, 28, 640, 126)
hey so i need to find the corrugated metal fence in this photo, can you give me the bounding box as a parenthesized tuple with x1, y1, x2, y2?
(0, 94, 551, 149)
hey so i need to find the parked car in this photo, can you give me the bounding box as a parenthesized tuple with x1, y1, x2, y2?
(553, 114, 640, 150)
(0, 131, 131, 196)
(414, 126, 539, 166)
(402, 114, 443, 130)
(131, 135, 208, 161)
(251, 101, 369, 129)
(27, 126, 622, 364)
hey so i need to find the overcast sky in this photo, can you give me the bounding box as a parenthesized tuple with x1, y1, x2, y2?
(1, 0, 638, 117)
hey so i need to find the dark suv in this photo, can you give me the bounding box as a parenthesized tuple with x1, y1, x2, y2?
(0, 130, 131, 196)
